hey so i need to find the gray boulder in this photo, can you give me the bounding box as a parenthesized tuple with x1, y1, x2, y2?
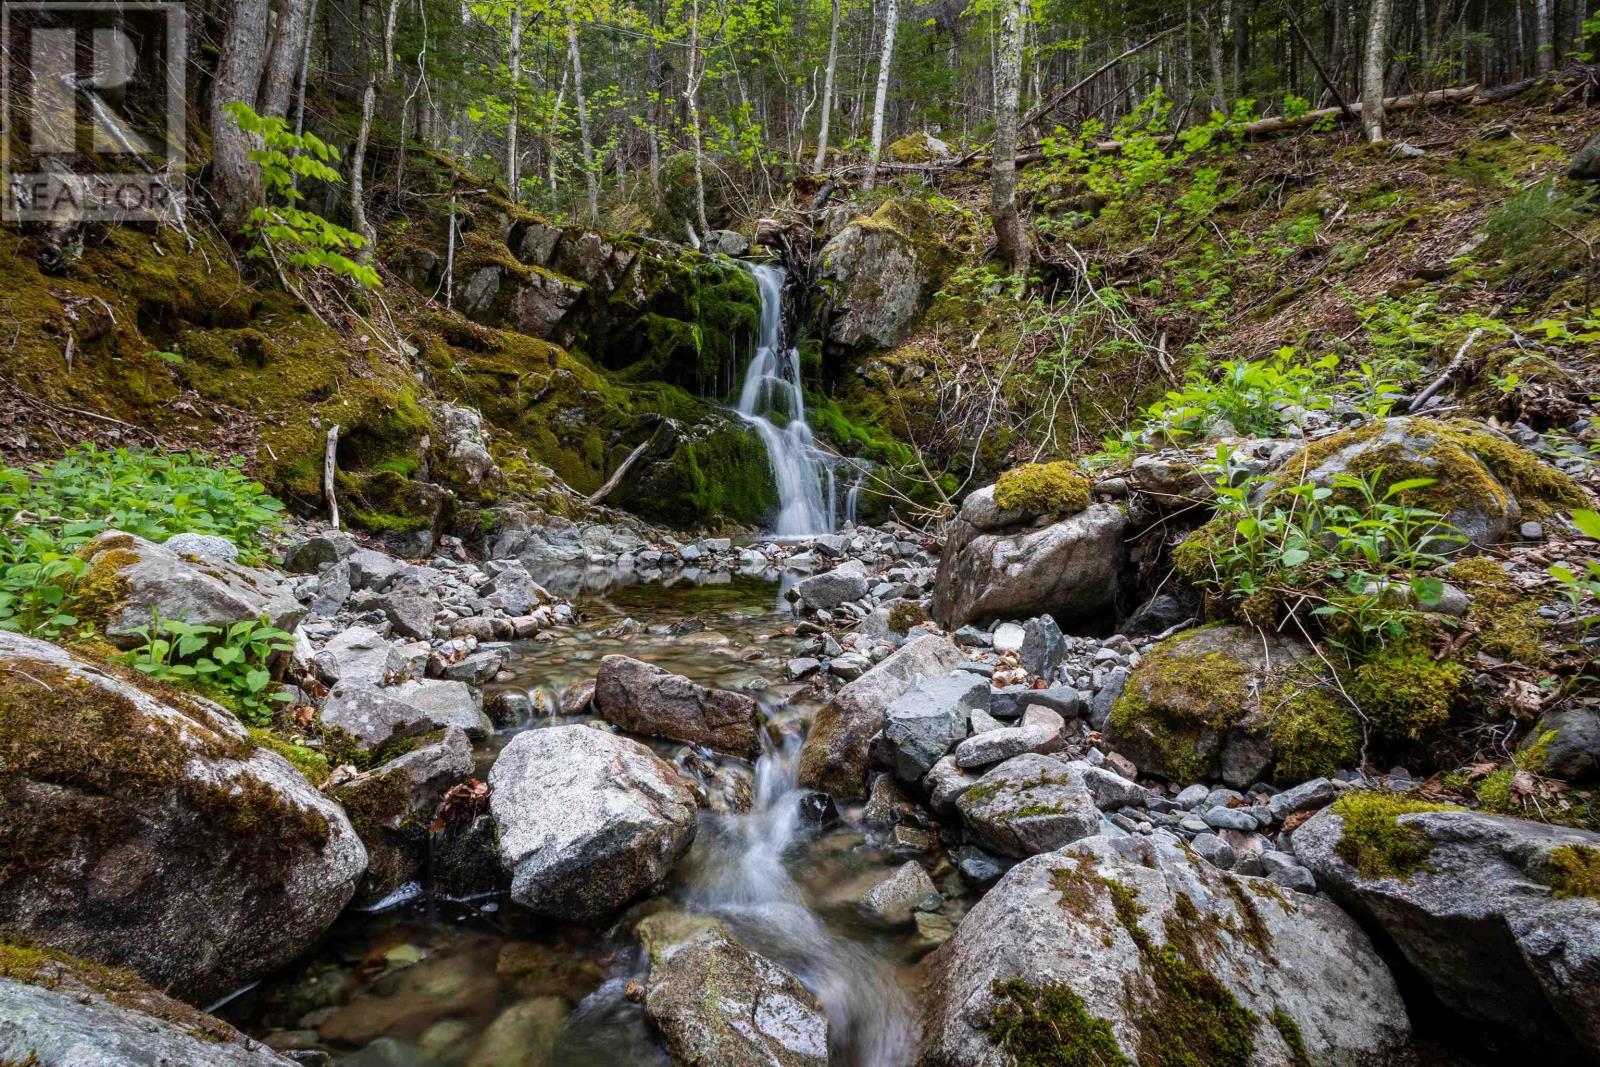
(282, 531, 356, 573)
(794, 561, 869, 611)
(1569, 129, 1600, 180)
(0, 950, 296, 1066)
(956, 754, 1142, 858)
(162, 532, 240, 563)
(432, 402, 500, 489)
(919, 834, 1411, 1065)
(483, 559, 543, 616)
(818, 198, 938, 350)
(643, 926, 829, 1067)
(388, 679, 493, 739)
(1017, 615, 1066, 677)
(311, 626, 417, 687)
(595, 653, 761, 756)
(952, 704, 1065, 769)
(882, 672, 989, 782)
(1527, 706, 1600, 783)
(798, 634, 964, 799)
(932, 491, 1127, 630)
(861, 860, 938, 925)
(489, 725, 697, 919)
(77, 531, 303, 649)
(0, 632, 366, 1002)
(1295, 802, 1600, 1060)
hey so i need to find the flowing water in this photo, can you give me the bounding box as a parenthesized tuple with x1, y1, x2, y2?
(735, 263, 841, 538)
(223, 569, 944, 1065)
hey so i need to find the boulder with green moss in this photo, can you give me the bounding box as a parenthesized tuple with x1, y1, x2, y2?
(1294, 799, 1600, 1061)
(1106, 624, 1352, 788)
(932, 479, 1128, 631)
(0, 632, 367, 1003)
(819, 198, 947, 351)
(0, 940, 298, 1066)
(1258, 416, 1588, 548)
(918, 833, 1411, 1066)
(613, 413, 779, 529)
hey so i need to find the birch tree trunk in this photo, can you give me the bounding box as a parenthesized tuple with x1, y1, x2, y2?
(991, 0, 1030, 273)
(863, 0, 898, 190)
(813, 0, 841, 171)
(567, 5, 600, 221)
(351, 0, 399, 259)
(1361, 0, 1392, 142)
(507, 3, 522, 199)
(259, 0, 312, 118)
(1204, 2, 1226, 113)
(211, 0, 271, 229)
(685, 0, 710, 237)
(1533, 0, 1553, 72)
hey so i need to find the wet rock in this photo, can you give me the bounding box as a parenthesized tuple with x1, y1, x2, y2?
(798, 634, 964, 800)
(319, 950, 500, 1046)
(796, 790, 840, 830)
(465, 996, 565, 1067)
(438, 648, 508, 686)
(1295, 802, 1600, 1060)
(956, 845, 1006, 890)
(919, 834, 1412, 1065)
(794, 561, 869, 611)
(340, 728, 474, 903)
(956, 754, 1140, 858)
(0, 947, 297, 1066)
(594, 654, 761, 757)
(429, 814, 510, 899)
(931, 491, 1127, 630)
(0, 632, 366, 1002)
(882, 672, 988, 782)
(861, 860, 938, 925)
(489, 725, 698, 919)
(644, 925, 829, 1067)
(79, 531, 304, 649)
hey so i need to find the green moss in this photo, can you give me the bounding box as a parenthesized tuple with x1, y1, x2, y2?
(1269, 1009, 1311, 1067)
(1448, 556, 1549, 665)
(1171, 520, 1228, 587)
(1107, 628, 1251, 782)
(985, 978, 1130, 1066)
(1346, 640, 1466, 744)
(1545, 845, 1600, 899)
(64, 545, 137, 626)
(994, 462, 1091, 516)
(886, 132, 944, 164)
(1473, 731, 1552, 812)
(1330, 791, 1457, 879)
(247, 727, 329, 784)
(0, 937, 236, 1043)
(888, 601, 930, 631)
(1264, 683, 1361, 783)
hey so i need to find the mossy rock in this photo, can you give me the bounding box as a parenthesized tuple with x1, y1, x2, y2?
(612, 415, 778, 529)
(1261, 416, 1587, 547)
(993, 461, 1091, 517)
(1107, 624, 1338, 787)
(886, 131, 952, 163)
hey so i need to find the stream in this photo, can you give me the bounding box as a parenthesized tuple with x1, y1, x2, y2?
(222, 569, 956, 1066)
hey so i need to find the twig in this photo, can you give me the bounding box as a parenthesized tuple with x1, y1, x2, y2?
(1406, 326, 1483, 413)
(324, 425, 342, 530)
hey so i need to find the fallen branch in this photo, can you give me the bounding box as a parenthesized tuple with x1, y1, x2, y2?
(324, 424, 342, 530)
(587, 436, 653, 505)
(1405, 327, 1483, 413)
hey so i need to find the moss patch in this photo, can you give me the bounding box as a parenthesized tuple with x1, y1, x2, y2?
(1345, 640, 1466, 744)
(1107, 627, 1251, 782)
(888, 601, 930, 631)
(985, 978, 1130, 1066)
(994, 462, 1091, 516)
(1448, 555, 1549, 665)
(1545, 845, 1600, 899)
(247, 727, 330, 784)
(1264, 683, 1361, 783)
(1330, 791, 1457, 880)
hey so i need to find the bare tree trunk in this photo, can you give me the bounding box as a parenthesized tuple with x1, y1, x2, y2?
(351, 76, 378, 255)
(685, 0, 710, 237)
(991, 0, 1030, 274)
(548, 66, 569, 199)
(1533, 0, 1554, 71)
(507, 3, 521, 198)
(1362, 0, 1393, 141)
(566, 5, 600, 221)
(814, 0, 841, 171)
(863, 0, 899, 190)
(212, 0, 272, 229)
(1204, 2, 1227, 112)
(292, 0, 319, 137)
(260, 0, 312, 118)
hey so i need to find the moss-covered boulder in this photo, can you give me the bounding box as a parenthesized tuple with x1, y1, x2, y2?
(1107, 624, 1354, 787)
(1294, 800, 1600, 1061)
(886, 130, 953, 163)
(819, 198, 947, 351)
(613, 413, 778, 529)
(919, 833, 1411, 1066)
(1259, 416, 1588, 548)
(0, 632, 367, 1003)
(0, 940, 296, 1065)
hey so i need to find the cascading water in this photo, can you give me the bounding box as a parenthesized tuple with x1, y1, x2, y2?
(735, 263, 839, 537)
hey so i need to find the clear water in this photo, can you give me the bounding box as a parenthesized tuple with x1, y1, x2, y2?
(735, 263, 841, 538)
(221, 573, 938, 1065)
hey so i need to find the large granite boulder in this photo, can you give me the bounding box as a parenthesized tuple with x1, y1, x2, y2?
(931, 488, 1127, 630)
(1295, 799, 1600, 1061)
(919, 834, 1411, 1065)
(881, 672, 988, 782)
(0, 943, 296, 1066)
(594, 654, 761, 756)
(75, 531, 304, 649)
(818, 199, 941, 350)
(488, 725, 697, 919)
(1105, 624, 1333, 788)
(797, 634, 965, 800)
(0, 632, 366, 1002)
(641, 921, 829, 1067)
(956, 754, 1144, 858)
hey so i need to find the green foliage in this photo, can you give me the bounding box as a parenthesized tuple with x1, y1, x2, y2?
(223, 101, 380, 289)
(1480, 177, 1591, 277)
(1549, 509, 1600, 636)
(0, 447, 282, 637)
(1331, 791, 1456, 880)
(1140, 350, 1337, 443)
(125, 611, 296, 725)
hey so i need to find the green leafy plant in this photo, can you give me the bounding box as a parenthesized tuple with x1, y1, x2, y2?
(126, 610, 296, 724)
(1549, 509, 1600, 637)
(1141, 350, 1337, 443)
(224, 101, 380, 289)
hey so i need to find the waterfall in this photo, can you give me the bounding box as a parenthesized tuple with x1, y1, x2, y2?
(844, 470, 865, 527)
(735, 263, 837, 537)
